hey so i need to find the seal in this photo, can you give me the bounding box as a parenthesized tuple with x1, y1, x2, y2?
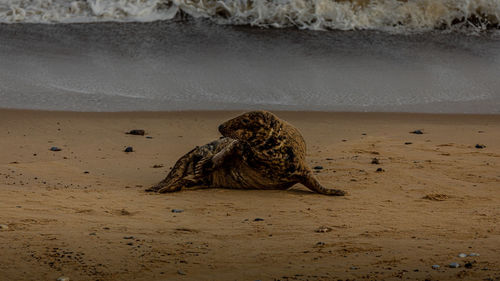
(146, 111, 346, 196)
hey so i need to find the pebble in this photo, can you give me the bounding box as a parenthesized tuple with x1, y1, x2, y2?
(475, 144, 486, 149)
(0, 224, 9, 230)
(56, 277, 70, 281)
(469, 253, 480, 257)
(449, 262, 460, 268)
(89, 232, 96, 236)
(254, 218, 265, 221)
(404, 142, 413, 145)
(371, 158, 380, 165)
(458, 253, 467, 258)
(315, 226, 332, 233)
(171, 209, 184, 213)
(313, 166, 323, 170)
(123, 236, 134, 239)
(50, 147, 62, 151)
(411, 130, 424, 134)
(432, 265, 440, 270)
(376, 168, 384, 172)
(350, 266, 359, 270)
(315, 242, 325, 247)
(124, 146, 134, 153)
(465, 262, 473, 269)
(146, 136, 153, 139)
(177, 270, 186, 275)
(127, 129, 145, 136)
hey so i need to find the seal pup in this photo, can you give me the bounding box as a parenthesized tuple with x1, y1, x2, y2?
(146, 111, 346, 196)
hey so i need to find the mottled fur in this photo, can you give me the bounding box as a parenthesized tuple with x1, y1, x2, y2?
(146, 111, 346, 196)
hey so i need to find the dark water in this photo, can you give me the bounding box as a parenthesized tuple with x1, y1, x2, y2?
(1, 20, 499, 113)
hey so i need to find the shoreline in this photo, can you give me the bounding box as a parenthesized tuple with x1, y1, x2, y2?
(1, 109, 499, 280)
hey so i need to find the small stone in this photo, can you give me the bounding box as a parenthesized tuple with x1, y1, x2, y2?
(0, 224, 9, 230)
(350, 266, 359, 270)
(89, 232, 96, 236)
(458, 253, 467, 258)
(431, 265, 440, 270)
(103, 227, 110, 230)
(475, 144, 486, 149)
(56, 277, 70, 281)
(315, 242, 325, 247)
(326, 158, 333, 160)
(126, 129, 145, 136)
(83, 171, 89, 174)
(126, 242, 133, 246)
(152, 164, 164, 168)
(313, 166, 323, 170)
(465, 262, 473, 269)
(177, 270, 186, 275)
(411, 130, 424, 134)
(371, 158, 380, 164)
(469, 253, 480, 257)
(146, 136, 153, 139)
(171, 209, 184, 213)
(449, 262, 460, 268)
(254, 218, 264, 221)
(124, 146, 133, 153)
(404, 142, 413, 145)
(315, 226, 332, 233)
(376, 168, 384, 172)
(123, 236, 134, 239)
(50, 147, 62, 151)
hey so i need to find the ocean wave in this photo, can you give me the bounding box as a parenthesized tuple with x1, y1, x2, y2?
(1, 0, 499, 32)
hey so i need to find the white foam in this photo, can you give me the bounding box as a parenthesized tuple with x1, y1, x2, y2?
(0, 0, 499, 32)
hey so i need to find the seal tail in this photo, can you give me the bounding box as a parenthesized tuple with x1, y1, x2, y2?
(298, 172, 347, 196)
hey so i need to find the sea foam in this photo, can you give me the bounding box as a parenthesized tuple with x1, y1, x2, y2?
(1, 0, 499, 32)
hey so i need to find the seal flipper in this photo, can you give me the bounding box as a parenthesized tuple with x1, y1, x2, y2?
(194, 139, 241, 176)
(296, 171, 347, 196)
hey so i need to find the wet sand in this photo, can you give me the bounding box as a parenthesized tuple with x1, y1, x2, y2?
(0, 109, 499, 280)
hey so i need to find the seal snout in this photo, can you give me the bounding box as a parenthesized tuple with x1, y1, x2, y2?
(218, 123, 226, 134)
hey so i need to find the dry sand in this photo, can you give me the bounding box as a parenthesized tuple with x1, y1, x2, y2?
(0, 109, 499, 281)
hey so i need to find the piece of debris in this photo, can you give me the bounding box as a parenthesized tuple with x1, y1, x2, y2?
(469, 253, 480, 257)
(315, 242, 326, 247)
(315, 226, 332, 233)
(171, 209, 184, 213)
(449, 262, 460, 268)
(0, 224, 9, 230)
(50, 147, 62, 151)
(371, 158, 380, 164)
(83, 171, 89, 174)
(146, 136, 153, 139)
(404, 142, 413, 145)
(126, 129, 145, 136)
(177, 270, 186, 275)
(120, 209, 131, 216)
(56, 277, 70, 281)
(422, 194, 449, 201)
(313, 166, 323, 170)
(410, 130, 424, 134)
(432, 265, 440, 270)
(475, 144, 486, 149)
(376, 168, 384, 172)
(124, 146, 134, 153)
(123, 236, 134, 239)
(458, 253, 467, 258)
(465, 262, 473, 269)
(254, 218, 265, 222)
(152, 164, 164, 168)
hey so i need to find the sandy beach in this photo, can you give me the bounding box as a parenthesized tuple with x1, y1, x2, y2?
(0, 109, 499, 281)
